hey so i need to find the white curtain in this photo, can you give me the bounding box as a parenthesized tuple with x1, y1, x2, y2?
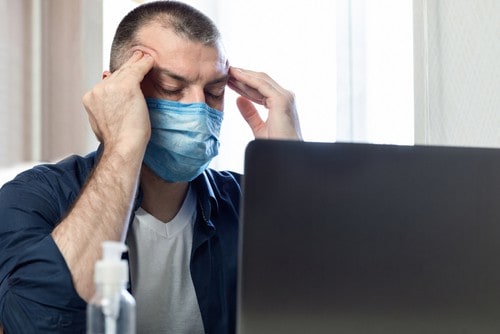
(414, 0, 500, 147)
(0, 0, 30, 166)
(0, 0, 100, 168)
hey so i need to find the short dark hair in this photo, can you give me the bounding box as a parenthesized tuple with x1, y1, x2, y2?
(109, 0, 221, 71)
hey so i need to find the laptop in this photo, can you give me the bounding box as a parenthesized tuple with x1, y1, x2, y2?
(237, 140, 500, 334)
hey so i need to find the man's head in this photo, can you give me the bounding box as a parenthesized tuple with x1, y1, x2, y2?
(108, 1, 229, 111)
(107, 1, 229, 182)
(110, 1, 221, 72)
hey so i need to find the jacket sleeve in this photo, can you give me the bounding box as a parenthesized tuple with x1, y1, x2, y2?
(0, 170, 87, 333)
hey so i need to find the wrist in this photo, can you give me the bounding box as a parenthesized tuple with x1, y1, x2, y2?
(101, 138, 148, 163)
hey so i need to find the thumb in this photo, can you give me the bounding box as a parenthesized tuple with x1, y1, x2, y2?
(236, 97, 265, 137)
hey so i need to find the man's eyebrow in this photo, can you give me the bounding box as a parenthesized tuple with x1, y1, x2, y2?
(156, 66, 229, 86)
(207, 75, 229, 86)
(157, 67, 189, 83)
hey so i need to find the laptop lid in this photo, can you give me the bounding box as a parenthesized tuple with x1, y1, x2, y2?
(237, 140, 500, 334)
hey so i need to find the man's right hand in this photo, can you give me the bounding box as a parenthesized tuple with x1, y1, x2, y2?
(82, 51, 154, 152)
(52, 51, 155, 301)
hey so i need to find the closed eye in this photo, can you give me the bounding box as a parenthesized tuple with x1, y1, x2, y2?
(163, 88, 183, 95)
(205, 86, 225, 101)
(155, 82, 183, 97)
(206, 91, 224, 100)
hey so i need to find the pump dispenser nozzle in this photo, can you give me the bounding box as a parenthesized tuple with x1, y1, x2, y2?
(87, 241, 135, 334)
(102, 241, 127, 261)
(94, 241, 128, 286)
(88, 241, 134, 334)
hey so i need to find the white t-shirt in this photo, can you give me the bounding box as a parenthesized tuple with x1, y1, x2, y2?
(126, 186, 205, 334)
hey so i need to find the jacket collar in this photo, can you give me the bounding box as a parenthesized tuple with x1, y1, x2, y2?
(192, 169, 220, 222)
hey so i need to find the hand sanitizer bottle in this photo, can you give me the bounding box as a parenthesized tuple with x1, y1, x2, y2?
(87, 241, 136, 334)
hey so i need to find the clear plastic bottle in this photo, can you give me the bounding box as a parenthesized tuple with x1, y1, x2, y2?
(87, 241, 136, 334)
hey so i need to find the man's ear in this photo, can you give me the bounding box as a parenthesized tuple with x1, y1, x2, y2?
(102, 71, 112, 79)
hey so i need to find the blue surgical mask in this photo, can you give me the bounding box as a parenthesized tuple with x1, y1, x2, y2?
(143, 97, 223, 182)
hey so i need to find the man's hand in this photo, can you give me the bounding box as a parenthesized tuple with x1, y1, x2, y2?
(228, 67, 302, 140)
(83, 51, 154, 152)
(52, 51, 154, 301)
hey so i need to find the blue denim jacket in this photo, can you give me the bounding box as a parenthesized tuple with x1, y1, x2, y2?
(0, 150, 241, 334)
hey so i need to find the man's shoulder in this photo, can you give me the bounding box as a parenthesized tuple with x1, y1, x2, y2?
(10, 151, 97, 185)
(0, 151, 98, 207)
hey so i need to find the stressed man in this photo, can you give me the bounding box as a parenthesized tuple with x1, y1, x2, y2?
(0, 1, 301, 333)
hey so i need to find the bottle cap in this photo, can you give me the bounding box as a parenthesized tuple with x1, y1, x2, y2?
(94, 241, 129, 285)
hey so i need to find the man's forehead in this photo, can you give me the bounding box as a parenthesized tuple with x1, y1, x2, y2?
(131, 42, 229, 72)
(131, 36, 227, 67)
(133, 22, 224, 55)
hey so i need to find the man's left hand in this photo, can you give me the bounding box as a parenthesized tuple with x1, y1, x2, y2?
(228, 67, 302, 140)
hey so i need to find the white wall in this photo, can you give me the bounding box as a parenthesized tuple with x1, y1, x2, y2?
(414, 0, 500, 147)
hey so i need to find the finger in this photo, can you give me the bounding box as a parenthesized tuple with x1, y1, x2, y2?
(116, 50, 146, 70)
(130, 52, 154, 80)
(236, 97, 265, 136)
(228, 76, 266, 106)
(114, 51, 154, 80)
(229, 67, 284, 102)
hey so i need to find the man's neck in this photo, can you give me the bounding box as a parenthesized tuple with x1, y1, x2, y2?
(139, 164, 190, 223)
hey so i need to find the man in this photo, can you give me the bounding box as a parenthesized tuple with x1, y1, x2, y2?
(0, 1, 301, 333)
